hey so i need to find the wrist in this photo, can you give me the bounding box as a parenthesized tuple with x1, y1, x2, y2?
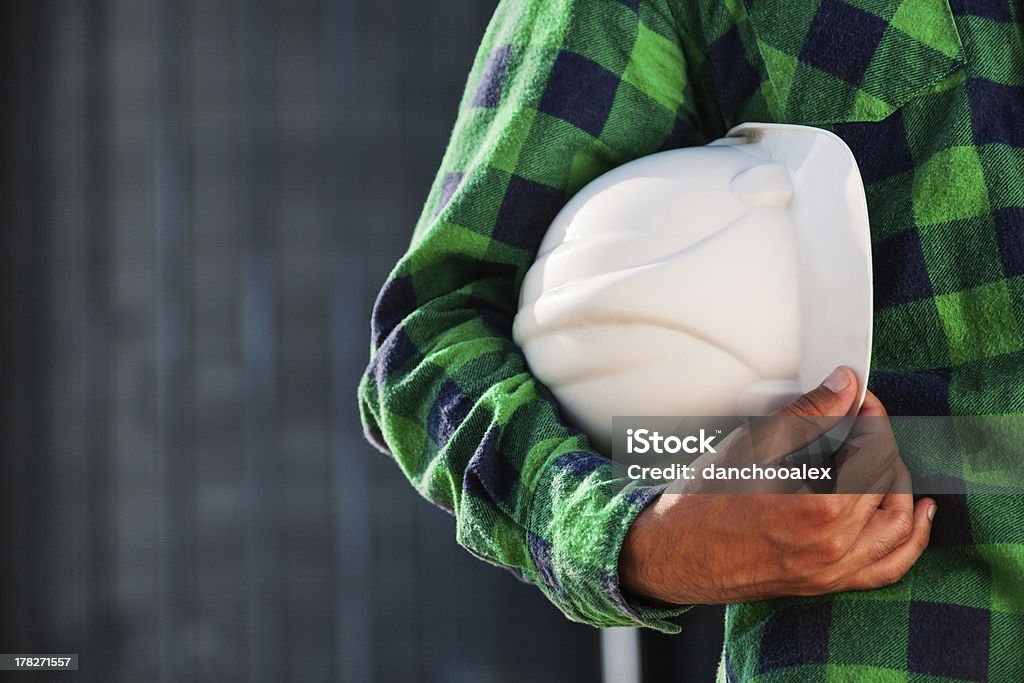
(619, 496, 676, 604)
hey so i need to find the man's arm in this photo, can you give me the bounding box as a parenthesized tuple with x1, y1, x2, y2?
(358, 0, 698, 631)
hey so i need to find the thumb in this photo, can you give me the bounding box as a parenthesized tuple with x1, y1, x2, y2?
(775, 366, 858, 419)
(743, 367, 859, 460)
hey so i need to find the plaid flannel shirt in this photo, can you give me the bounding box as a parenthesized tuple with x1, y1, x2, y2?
(359, 0, 1024, 679)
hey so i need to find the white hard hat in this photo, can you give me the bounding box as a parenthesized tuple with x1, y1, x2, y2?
(513, 123, 872, 455)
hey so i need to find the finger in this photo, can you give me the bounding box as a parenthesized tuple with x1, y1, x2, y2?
(825, 454, 918, 579)
(840, 468, 894, 531)
(765, 368, 860, 454)
(878, 455, 915, 507)
(858, 390, 888, 417)
(777, 367, 859, 418)
(833, 458, 912, 560)
(833, 443, 898, 494)
(741, 367, 860, 465)
(838, 497, 935, 592)
(687, 368, 860, 496)
(833, 432, 900, 495)
(854, 392, 913, 507)
(833, 389, 900, 496)
(846, 390, 893, 443)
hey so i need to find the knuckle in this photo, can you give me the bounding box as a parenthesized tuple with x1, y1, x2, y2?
(869, 537, 895, 562)
(891, 509, 914, 541)
(778, 553, 800, 575)
(817, 535, 849, 563)
(809, 496, 845, 523)
(794, 391, 829, 417)
(807, 569, 842, 593)
(780, 396, 826, 420)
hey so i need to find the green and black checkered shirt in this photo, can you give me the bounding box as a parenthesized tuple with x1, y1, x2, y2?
(359, 0, 1024, 679)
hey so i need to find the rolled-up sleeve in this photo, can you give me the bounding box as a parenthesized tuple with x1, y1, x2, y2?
(358, 0, 699, 632)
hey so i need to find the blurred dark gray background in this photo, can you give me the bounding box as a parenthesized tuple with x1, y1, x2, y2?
(0, 1, 721, 681)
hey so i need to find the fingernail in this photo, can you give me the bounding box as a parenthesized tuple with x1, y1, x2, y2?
(822, 367, 851, 393)
(928, 504, 937, 522)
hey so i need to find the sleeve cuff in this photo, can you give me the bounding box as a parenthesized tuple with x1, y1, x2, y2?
(595, 481, 692, 633)
(528, 458, 691, 633)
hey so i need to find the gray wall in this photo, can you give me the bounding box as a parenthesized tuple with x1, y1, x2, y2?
(1, 1, 608, 680)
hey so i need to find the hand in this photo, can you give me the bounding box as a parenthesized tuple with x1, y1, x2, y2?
(618, 367, 936, 605)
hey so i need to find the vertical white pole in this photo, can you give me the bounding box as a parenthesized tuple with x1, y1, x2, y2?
(601, 627, 643, 683)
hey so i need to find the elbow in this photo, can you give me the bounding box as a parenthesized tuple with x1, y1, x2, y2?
(369, 273, 418, 349)
(360, 273, 422, 457)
